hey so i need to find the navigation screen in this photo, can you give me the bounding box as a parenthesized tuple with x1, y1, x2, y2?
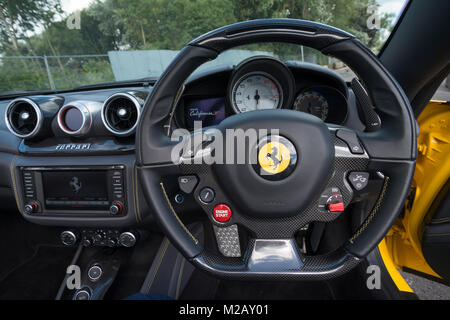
(42, 170, 108, 210)
(184, 97, 226, 129)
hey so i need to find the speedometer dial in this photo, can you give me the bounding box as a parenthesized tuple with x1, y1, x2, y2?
(294, 91, 329, 121)
(231, 72, 282, 113)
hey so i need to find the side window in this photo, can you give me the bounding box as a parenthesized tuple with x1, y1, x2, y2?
(431, 74, 450, 101)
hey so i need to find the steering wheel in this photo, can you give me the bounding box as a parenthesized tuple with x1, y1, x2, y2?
(136, 19, 416, 280)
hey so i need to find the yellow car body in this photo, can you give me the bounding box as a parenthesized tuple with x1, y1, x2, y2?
(381, 99, 450, 291)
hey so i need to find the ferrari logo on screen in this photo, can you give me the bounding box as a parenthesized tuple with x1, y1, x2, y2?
(70, 176, 82, 194)
(258, 141, 291, 175)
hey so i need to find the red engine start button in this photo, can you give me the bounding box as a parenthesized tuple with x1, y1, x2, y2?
(213, 204, 232, 222)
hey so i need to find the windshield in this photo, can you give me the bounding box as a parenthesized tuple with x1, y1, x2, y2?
(0, 0, 408, 93)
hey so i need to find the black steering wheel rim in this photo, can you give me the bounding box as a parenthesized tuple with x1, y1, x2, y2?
(136, 19, 416, 280)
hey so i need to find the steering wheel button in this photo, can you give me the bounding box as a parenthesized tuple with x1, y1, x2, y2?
(336, 129, 364, 154)
(348, 172, 369, 190)
(199, 187, 215, 203)
(328, 202, 345, 213)
(213, 204, 232, 222)
(178, 175, 198, 193)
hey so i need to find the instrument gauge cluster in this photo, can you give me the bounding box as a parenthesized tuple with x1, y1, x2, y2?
(294, 91, 329, 121)
(231, 72, 282, 113)
(227, 57, 296, 114)
(177, 58, 350, 130)
(293, 86, 348, 124)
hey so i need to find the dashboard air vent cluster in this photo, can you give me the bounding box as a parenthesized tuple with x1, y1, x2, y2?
(102, 93, 141, 136)
(5, 98, 43, 139)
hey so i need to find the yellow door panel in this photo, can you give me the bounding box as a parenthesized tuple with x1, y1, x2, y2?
(378, 238, 414, 292)
(380, 100, 450, 279)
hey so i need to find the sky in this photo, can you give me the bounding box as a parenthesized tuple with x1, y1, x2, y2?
(378, 0, 407, 14)
(60, 0, 95, 13)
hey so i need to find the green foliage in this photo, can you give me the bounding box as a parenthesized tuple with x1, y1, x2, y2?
(49, 57, 114, 90)
(0, 0, 398, 91)
(0, 0, 61, 54)
(0, 58, 51, 91)
(107, 0, 237, 50)
(0, 57, 114, 91)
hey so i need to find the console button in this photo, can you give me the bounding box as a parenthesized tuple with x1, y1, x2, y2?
(88, 265, 103, 282)
(336, 129, 364, 154)
(199, 187, 215, 203)
(106, 239, 117, 247)
(178, 175, 198, 193)
(348, 172, 369, 190)
(110, 205, 120, 215)
(213, 204, 232, 222)
(109, 202, 123, 215)
(74, 288, 91, 300)
(24, 201, 38, 214)
(60, 231, 77, 246)
(93, 232, 104, 242)
(24, 204, 34, 214)
(119, 232, 137, 247)
(82, 238, 92, 247)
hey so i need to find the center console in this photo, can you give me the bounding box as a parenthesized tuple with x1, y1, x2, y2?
(20, 165, 126, 217)
(11, 154, 146, 228)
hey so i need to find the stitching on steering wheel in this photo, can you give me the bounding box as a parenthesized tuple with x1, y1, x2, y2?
(160, 182, 199, 245)
(349, 176, 390, 244)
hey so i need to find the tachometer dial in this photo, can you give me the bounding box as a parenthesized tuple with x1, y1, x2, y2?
(294, 91, 329, 121)
(231, 72, 282, 113)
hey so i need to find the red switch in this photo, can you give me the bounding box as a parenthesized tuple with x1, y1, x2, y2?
(328, 202, 345, 213)
(213, 204, 232, 222)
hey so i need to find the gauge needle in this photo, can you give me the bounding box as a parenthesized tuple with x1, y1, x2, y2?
(254, 90, 260, 107)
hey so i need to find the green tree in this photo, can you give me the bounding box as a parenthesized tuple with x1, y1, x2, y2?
(0, 0, 398, 92)
(29, 9, 119, 56)
(110, 0, 236, 50)
(232, 0, 285, 20)
(326, 0, 393, 50)
(0, 0, 61, 56)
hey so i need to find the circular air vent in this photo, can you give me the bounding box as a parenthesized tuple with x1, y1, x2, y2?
(101, 93, 141, 136)
(57, 102, 92, 136)
(5, 98, 43, 139)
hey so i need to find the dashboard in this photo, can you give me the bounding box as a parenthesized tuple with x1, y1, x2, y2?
(0, 57, 366, 236)
(174, 57, 362, 131)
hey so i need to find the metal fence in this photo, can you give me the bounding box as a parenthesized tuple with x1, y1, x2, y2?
(0, 54, 113, 92)
(0, 50, 349, 92)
